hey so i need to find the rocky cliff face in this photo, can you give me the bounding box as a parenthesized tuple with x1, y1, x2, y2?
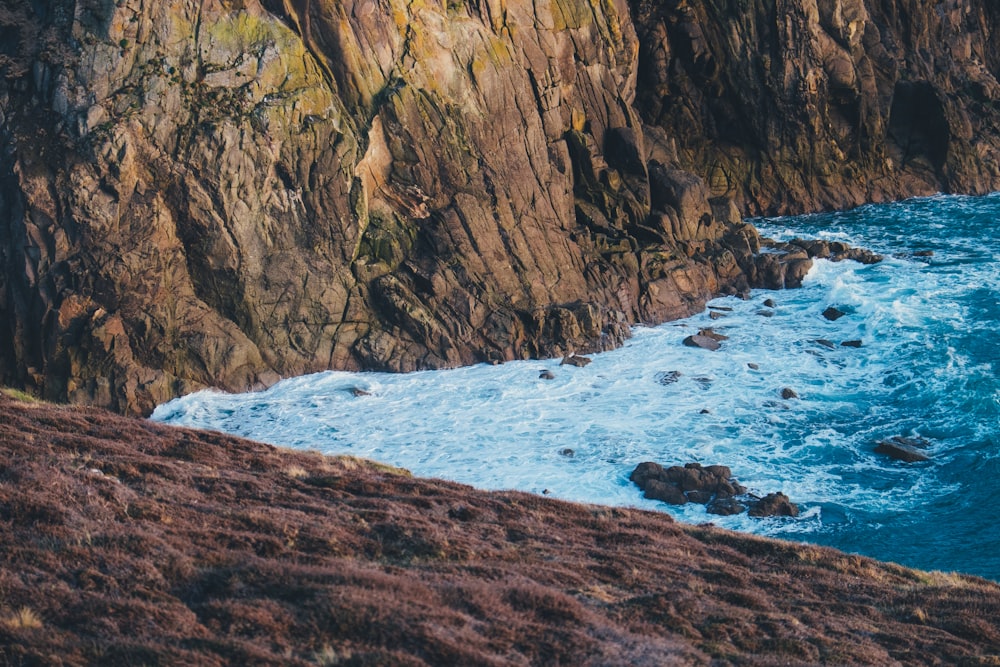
(632, 0, 1000, 214)
(1, 0, 996, 414)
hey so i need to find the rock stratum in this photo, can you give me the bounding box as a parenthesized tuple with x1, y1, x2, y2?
(2, 0, 999, 413)
(3, 393, 1000, 665)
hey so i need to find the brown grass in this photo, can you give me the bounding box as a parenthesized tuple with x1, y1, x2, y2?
(2, 394, 1000, 665)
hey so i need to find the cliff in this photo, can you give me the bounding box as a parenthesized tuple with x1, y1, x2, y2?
(3, 393, 1000, 665)
(1, 0, 997, 413)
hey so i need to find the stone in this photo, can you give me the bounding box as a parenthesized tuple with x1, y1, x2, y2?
(683, 335, 721, 351)
(814, 339, 836, 349)
(781, 388, 799, 400)
(697, 328, 729, 341)
(559, 448, 575, 457)
(763, 299, 777, 308)
(748, 493, 800, 518)
(539, 370, 556, 380)
(747, 363, 759, 370)
(350, 387, 372, 397)
(841, 340, 864, 348)
(875, 436, 931, 463)
(560, 354, 592, 367)
(823, 307, 847, 321)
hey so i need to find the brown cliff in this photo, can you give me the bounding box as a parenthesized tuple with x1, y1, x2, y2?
(3, 393, 1000, 665)
(0, 1, 996, 413)
(632, 0, 1000, 214)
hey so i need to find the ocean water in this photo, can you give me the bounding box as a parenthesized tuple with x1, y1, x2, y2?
(153, 194, 1000, 580)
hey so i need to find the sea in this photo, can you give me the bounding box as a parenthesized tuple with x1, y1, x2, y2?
(152, 193, 1000, 581)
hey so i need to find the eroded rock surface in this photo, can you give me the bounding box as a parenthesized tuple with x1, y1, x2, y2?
(1, 0, 992, 413)
(632, 0, 1000, 215)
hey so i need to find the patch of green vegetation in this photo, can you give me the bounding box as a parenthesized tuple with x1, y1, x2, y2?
(1, 387, 41, 403)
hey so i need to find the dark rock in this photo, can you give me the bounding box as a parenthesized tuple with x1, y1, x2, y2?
(699, 409, 711, 414)
(841, 340, 864, 348)
(539, 370, 556, 380)
(747, 363, 760, 370)
(763, 299, 776, 308)
(708, 306, 733, 312)
(875, 436, 931, 463)
(709, 310, 727, 320)
(560, 354, 592, 367)
(748, 493, 799, 518)
(697, 328, 729, 341)
(823, 307, 847, 321)
(913, 250, 935, 257)
(350, 387, 372, 397)
(758, 310, 774, 317)
(559, 448, 575, 457)
(781, 387, 799, 400)
(683, 335, 721, 351)
(707, 498, 746, 516)
(630, 461, 746, 508)
(655, 371, 682, 386)
(814, 339, 836, 349)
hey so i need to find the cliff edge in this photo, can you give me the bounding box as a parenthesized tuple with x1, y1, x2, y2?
(1, 0, 997, 413)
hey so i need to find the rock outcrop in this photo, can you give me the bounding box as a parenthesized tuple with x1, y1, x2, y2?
(632, 0, 1000, 215)
(1, 0, 995, 413)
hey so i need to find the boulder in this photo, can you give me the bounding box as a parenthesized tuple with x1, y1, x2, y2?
(560, 354, 592, 367)
(630, 461, 746, 507)
(841, 340, 863, 348)
(539, 370, 555, 380)
(781, 387, 799, 400)
(875, 436, 931, 463)
(748, 493, 800, 518)
(823, 307, 846, 321)
(683, 335, 721, 351)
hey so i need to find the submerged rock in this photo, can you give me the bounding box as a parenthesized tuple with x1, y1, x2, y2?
(781, 387, 799, 400)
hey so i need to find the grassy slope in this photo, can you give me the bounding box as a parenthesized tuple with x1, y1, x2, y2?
(1, 394, 999, 666)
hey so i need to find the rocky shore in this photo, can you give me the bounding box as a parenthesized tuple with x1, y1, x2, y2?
(3, 392, 1000, 665)
(2, 0, 998, 414)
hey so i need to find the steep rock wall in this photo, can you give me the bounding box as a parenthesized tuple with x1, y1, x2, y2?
(0, 0, 996, 414)
(631, 0, 1000, 214)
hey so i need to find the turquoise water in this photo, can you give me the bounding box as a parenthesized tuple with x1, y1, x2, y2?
(154, 194, 1000, 580)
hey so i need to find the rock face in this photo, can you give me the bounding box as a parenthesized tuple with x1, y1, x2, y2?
(631, 0, 1000, 215)
(0, 0, 991, 413)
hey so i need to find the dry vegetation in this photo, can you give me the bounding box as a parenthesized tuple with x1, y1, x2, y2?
(1, 394, 1000, 665)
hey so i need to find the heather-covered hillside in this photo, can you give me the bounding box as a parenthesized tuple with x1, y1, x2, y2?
(2, 393, 999, 665)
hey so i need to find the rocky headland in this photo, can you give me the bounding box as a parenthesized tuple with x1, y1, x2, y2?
(2, 0, 998, 414)
(3, 392, 1000, 665)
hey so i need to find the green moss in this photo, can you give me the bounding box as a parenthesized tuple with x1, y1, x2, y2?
(1, 387, 42, 403)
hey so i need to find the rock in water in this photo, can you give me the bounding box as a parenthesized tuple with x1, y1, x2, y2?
(560, 354, 592, 367)
(781, 387, 799, 400)
(748, 493, 800, 518)
(539, 370, 556, 380)
(875, 436, 931, 463)
(823, 307, 847, 321)
(683, 335, 721, 351)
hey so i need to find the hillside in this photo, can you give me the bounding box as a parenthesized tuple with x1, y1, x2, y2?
(2, 393, 999, 665)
